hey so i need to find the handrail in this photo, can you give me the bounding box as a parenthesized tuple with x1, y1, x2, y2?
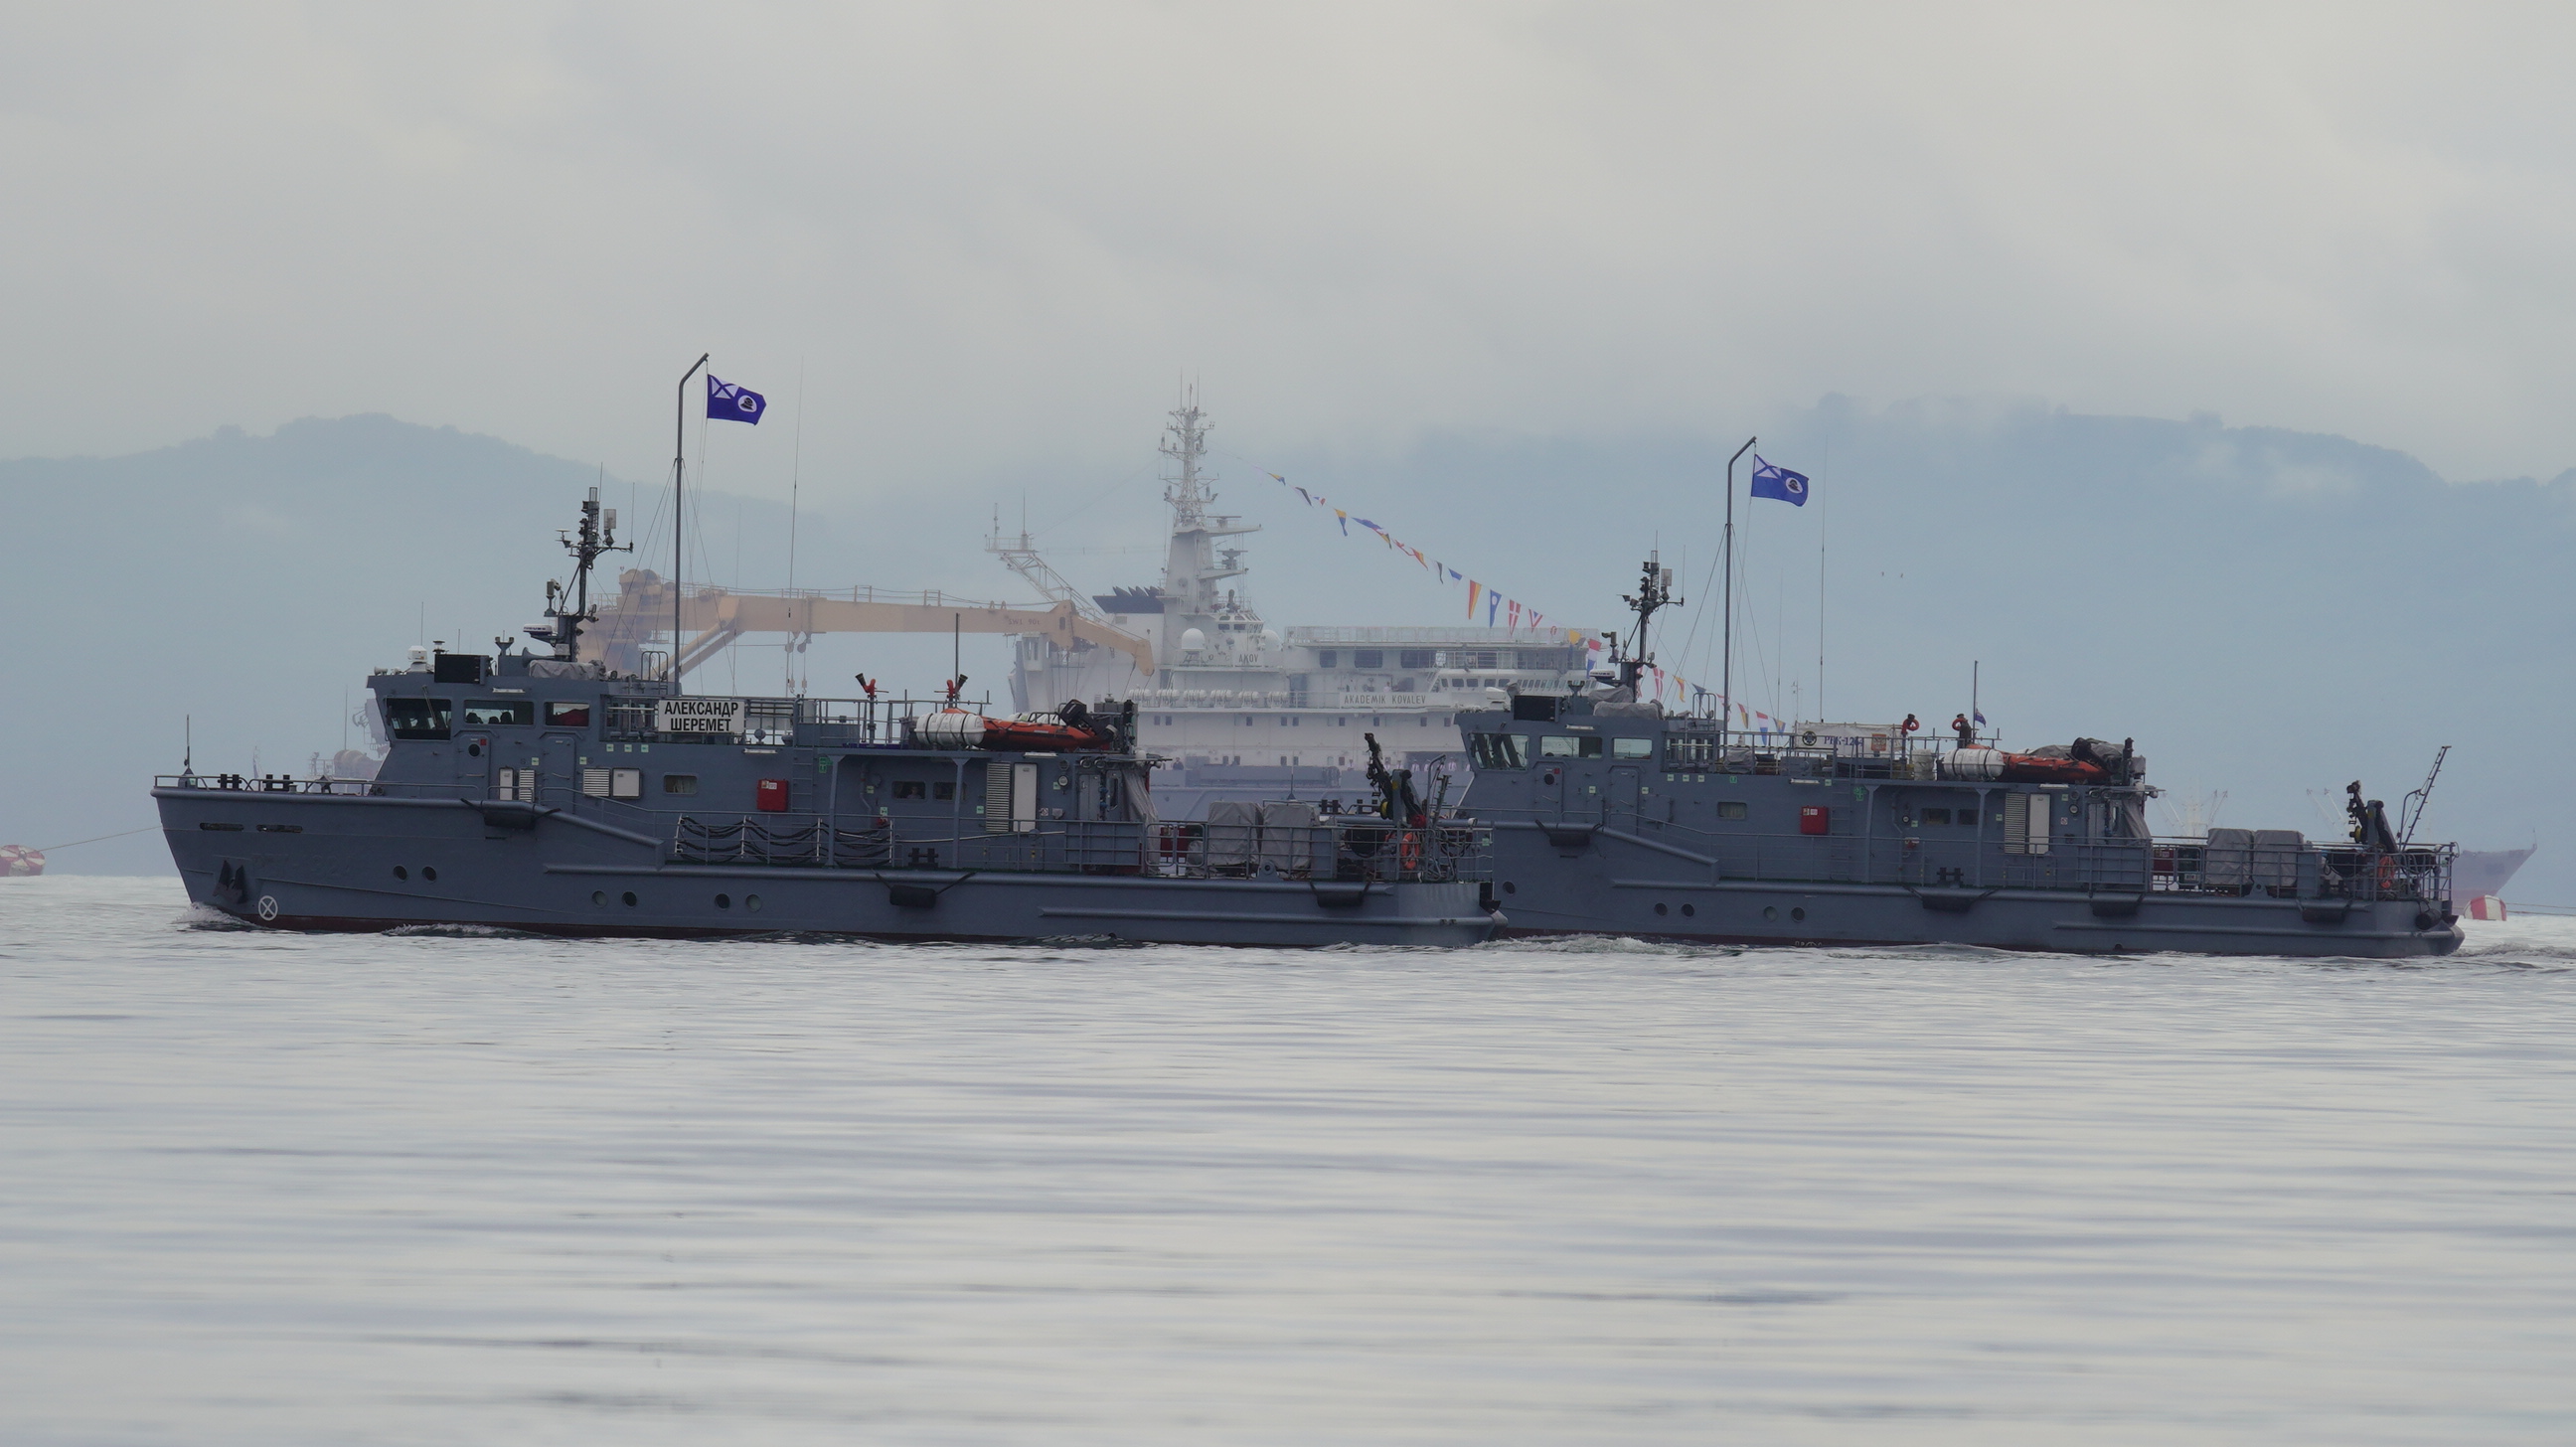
(668, 812, 1490, 884)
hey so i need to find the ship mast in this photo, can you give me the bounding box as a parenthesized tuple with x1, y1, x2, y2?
(1617, 550, 1679, 694)
(536, 486, 629, 660)
(1156, 389, 1261, 669)
(670, 352, 709, 689)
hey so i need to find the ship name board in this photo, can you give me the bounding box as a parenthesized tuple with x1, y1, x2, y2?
(656, 697, 745, 737)
(1337, 693, 1429, 709)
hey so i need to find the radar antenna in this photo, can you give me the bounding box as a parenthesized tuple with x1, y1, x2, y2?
(530, 486, 630, 661)
(1616, 550, 1682, 693)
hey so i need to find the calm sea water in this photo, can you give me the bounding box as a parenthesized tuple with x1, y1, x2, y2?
(3, 876, 2571, 1445)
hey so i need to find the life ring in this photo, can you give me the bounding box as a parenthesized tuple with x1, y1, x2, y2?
(2376, 855, 2397, 892)
(1398, 828, 1423, 875)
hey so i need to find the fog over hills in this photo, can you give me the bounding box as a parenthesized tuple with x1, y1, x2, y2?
(4, 403, 2565, 893)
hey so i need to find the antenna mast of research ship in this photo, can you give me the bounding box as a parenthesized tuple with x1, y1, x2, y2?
(1159, 390, 1217, 614)
(1154, 390, 1260, 670)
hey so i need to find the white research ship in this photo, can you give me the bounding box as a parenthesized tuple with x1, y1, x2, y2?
(992, 398, 1604, 819)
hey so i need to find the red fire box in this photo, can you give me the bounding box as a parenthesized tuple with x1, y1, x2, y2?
(755, 778, 791, 813)
(1799, 804, 1830, 836)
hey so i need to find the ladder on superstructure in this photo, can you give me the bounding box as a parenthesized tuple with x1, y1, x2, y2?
(986, 513, 1109, 624)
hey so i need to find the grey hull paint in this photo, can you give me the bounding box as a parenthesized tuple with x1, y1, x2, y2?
(1493, 871, 2459, 956)
(1459, 705, 2463, 959)
(157, 789, 1498, 948)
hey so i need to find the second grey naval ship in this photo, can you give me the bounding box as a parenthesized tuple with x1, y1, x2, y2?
(1450, 557, 2464, 958)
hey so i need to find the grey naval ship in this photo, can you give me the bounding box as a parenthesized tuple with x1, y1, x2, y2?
(1450, 557, 2464, 957)
(152, 492, 1498, 946)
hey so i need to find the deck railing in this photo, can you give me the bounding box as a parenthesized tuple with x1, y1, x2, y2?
(672, 814, 1489, 884)
(597, 694, 1002, 747)
(1651, 730, 2144, 785)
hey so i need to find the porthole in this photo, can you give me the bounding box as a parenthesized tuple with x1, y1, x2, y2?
(1654, 902, 1669, 916)
(1791, 907, 1807, 922)
(1762, 905, 1779, 921)
(621, 890, 638, 907)
(715, 893, 732, 909)
(591, 890, 608, 906)
(393, 866, 408, 881)
(421, 867, 438, 883)
(745, 894, 763, 912)
(467, 742, 482, 757)
(1682, 903, 1695, 917)
(1503, 882, 1517, 894)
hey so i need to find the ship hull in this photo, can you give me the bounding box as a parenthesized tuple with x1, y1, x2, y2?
(156, 789, 1497, 948)
(2451, 847, 2534, 903)
(1488, 830, 2461, 958)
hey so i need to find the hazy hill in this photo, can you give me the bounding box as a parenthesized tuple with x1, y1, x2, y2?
(0, 416, 832, 874)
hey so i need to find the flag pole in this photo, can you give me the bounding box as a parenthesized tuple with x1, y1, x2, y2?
(1721, 435, 1755, 748)
(671, 353, 709, 689)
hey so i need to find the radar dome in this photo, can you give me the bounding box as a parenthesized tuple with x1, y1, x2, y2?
(1180, 627, 1208, 652)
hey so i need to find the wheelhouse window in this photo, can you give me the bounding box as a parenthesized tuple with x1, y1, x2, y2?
(932, 781, 957, 801)
(1539, 735, 1604, 759)
(663, 774, 699, 795)
(1716, 801, 1749, 821)
(1399, 649, 1435, 670)
(1612, 736, 1655, 759)
(1316, 650, 1338, 668)
(385, 698, 453, 739)
(1469, 733, 1530, 769)
(1921, 807, 1952, 826)
(545, 700, 592, 727)
(1354, 649, 1384, 669)
(892, 780, 927, 799)
(463, 700, 533, 726)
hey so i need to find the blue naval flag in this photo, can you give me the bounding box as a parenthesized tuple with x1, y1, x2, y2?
(707, 375, 767, 424)
(1749, 455, 1809, 505)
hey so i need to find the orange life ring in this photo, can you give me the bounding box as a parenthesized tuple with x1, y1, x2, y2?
(1398, 828, 1424, 875)
(2376, 855, 2397, 892)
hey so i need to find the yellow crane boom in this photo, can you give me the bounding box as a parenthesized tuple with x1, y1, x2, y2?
(584, 570, 1154, 682)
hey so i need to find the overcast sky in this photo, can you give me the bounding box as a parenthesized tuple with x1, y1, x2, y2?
(8, 3, 2576, 496)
